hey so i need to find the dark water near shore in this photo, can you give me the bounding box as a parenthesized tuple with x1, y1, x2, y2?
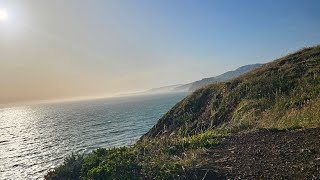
(0, 93, 186, 179)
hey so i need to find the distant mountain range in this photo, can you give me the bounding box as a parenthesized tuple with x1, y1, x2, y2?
(146, 63, 262, 94)
(144, 84, 184, 94)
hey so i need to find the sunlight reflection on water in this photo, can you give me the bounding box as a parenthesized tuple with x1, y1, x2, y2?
(0, 93, 186, 179)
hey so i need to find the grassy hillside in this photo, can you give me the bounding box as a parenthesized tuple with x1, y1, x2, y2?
(145, 45, 320, 137)
(45, 45, 320, 179)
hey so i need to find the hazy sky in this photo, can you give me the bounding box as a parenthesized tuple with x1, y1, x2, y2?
(0, 0, 319, 104)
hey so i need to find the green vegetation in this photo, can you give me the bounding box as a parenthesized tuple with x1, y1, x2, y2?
(45, 130, 225, 179)
(45, 153, 84, 180)
(46, 45, 320, 179)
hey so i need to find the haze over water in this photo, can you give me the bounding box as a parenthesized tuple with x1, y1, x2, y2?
(0, 93, 186, 179)
(1, 1, 319, 105)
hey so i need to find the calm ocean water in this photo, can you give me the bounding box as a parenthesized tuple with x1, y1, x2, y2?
(0, 93, 186, 179)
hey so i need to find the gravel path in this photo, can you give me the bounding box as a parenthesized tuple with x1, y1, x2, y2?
(200, 128, 320, 179)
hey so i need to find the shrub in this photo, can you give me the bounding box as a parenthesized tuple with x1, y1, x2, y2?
(45, 153, 84, 180)
(80, 147, 141, 180)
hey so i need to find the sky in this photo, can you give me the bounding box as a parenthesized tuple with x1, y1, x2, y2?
(0, 0, 319, 105)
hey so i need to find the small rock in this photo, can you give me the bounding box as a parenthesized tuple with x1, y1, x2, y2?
(301, 149, 311, 153)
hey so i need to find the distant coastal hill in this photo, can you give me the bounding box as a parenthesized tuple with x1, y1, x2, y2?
(145, 64, 262, 95)
(144, 84, 185, 94)
(174, 63, 262, 92)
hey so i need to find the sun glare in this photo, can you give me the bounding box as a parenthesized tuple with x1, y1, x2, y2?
(0, 8, 8, 22)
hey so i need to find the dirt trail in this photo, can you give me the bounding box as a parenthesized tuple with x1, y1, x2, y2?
(200, 128, 320, 179)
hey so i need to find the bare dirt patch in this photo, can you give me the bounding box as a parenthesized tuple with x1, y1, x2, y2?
(200, 128, 320, 179)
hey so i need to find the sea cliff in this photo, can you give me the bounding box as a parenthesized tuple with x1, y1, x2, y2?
(46, 45, 320, 179)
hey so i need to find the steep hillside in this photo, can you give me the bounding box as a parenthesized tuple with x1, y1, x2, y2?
(46, 45, 320, 180)
(145, 45, 320, 137)
(175, 64, 262, 92)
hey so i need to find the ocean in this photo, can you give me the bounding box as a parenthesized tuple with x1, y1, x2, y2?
(0, 93, 186, 179)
